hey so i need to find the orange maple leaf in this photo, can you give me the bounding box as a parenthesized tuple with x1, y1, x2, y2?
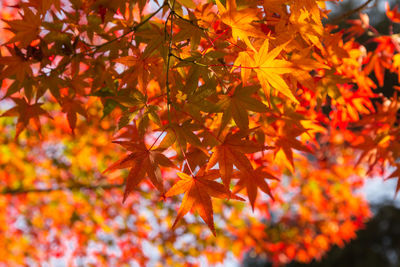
(113, 51, 162, 93)
(233, 167, 278, 210)
(0, 97, 52, 139)
(215, 0, 264, 51)
(386, 2, 400, 23)
(232, 51, 253, 84)
(0, 46, 33, 82)
(207, 132, 263, 188)
(3, 5, 41, 48)
(386, 165, 400, 196)
(216, 84, 267, 130)
(104, 141, 175, 202)
(166, 170, 243, 236)
(273, 122, 312, 172)
(59, 96, 87, 133)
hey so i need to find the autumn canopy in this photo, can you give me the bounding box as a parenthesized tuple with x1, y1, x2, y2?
(0, 0, 400, 265)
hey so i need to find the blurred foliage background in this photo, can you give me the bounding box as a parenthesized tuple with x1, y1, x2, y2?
(243, 0, 400, 266)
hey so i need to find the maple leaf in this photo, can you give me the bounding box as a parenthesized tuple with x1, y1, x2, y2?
(232, 51, 253, 84)
(216, 0, 264, 51)
(364, 52, 388, 88)
(207, 132, 263, 188)
(3, 5, 41, 48)
(174, 15, 205, 50)
(114, 50, 162, 93)
(27, 0, 61, 14)
(386, 2, 400, 23)
(253, 39, 299, 103)
(103, 141, 175, 202)
(386, 165, 400, 196)
(262, 0, 287, 15)
(2, 0, 398, 265)
(176, 0, 196, 9)
(166, 170, 243, 235)
(274, 122, 312, 172)
(0, 46, 33, 83)
(288, 2, 324, 51)
(346, 13, 370, 38)
(290, 48, 329, 90)
(59, 96, 87, 133)
(155, 127, 177, 151)
(216, 84, 267, 130)
(233, 167, 278, 210)
(297, 0, 323, 25)
(136, 23, 166, 58)
(0, 97, 52, 139)
(154, 123, 206, 155)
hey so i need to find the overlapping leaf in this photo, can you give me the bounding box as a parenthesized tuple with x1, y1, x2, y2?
(233, 167, 278, 210)
(216, 0, 264, 51)
(0, 97, 52, 138)
(216, 84, 267, 130)
(207, 132, 263, 188)
(104, 141, 175, 202)
(3, 5, 41, 47)
(166, 170, 243, 235)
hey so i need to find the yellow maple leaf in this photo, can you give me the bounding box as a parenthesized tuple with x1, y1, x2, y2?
(253, 39, 299, 103)
(216, 0, 264, 51)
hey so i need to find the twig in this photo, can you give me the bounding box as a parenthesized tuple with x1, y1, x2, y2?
(330, 0, 375, 25)
(170, 53, 207, 67)
(165, 0, 177, 123)
(173, 13, 208, 31)
(89, 3, 166, 55)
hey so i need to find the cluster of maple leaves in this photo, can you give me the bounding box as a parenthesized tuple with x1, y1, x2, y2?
(0, 0, 400, 265)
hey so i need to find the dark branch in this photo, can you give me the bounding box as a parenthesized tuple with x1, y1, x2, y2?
(165, 0, 177, 123)
(1, 183, 124, 195)
(330, 0, 375, 25)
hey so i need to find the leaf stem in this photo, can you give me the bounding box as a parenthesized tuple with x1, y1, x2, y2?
(149, 128, 167, 150)
(170, 53, 207, 67)
(180, 146, 195, 176)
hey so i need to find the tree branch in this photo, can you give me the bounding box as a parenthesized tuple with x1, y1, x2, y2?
(165, 0, 177, 123)
(330, 0, 375, 25)
(1, 183, 124, 195)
